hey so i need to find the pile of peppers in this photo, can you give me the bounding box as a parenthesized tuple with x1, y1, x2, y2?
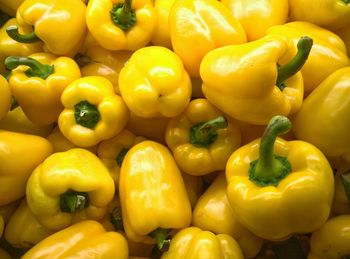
(0, 0, 350, 258)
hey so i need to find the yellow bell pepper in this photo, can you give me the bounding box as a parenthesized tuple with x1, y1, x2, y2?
(308, 215, 350, 259)
(0, 0, 24, 16)
(267, 21, 350, 93)
(161, 226, 244, 259)
(221, 0, 289, 41)
(119, 46, 191, 118)
(58, 76, 129, 148)
(86, 0, 156, 51)
(0, 130, 52, 206)
(7, 0, 87, 56)
(169, 0, 247, 78)
(165, 98, 241, 176)
(192, 173, 263, 258)
(120, 140, 192, 249)
(26, 148, 115, 231)
(332, 162, 350, 215)
(5, 53, 81, 125)
(4, 199, 54, 248)
(226, 115, 334, 241)
(200, 35, 312, 125)
(21, 220, 129, 259)
(0, 75, 10, 120)
(289, 0, 350, 31)
(292, 67, 350, 163)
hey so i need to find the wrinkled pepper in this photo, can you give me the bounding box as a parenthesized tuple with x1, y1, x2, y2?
(226, 116, 334, 241)
(0, 0, 25, 16)
(0, 75, 10, 120)
(165, 98, 241, 176)
(332, 163, 350, 215)
(201, 35, 312, 125)
(5, 53, 81, 125)
(58, 76, 129, 147)
(21, 220, 129, 259)
(26, 148, 115, 231)
(86, 0, 156, 51)
(169, 0, 247, 78)
(0, 130, 52, 206)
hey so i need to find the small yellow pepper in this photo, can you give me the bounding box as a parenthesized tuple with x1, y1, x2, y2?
(0, 130, 53, 206)
(332, 163, 350, 215)
(0, 0, 25, 16)
(58, 76, 129, 147)
(0, 74, 11, 120)
(26, 148, 115, 231)
(169, 0, 247, 78)
(165, 98, 241, 176)
(21, 220, 129, 259)
(86, 0, 156, 51)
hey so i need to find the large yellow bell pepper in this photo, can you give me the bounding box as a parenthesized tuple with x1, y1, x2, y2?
(267, 21, 350, 93)
(201, 35, 311, 125)
(292, 67, 350, 163)
(0, 0, 25, 16)
(86, 0, 156, 51)
(226, 115, 334, 241)
(0, 74, 10, 120)
(21, 220, 129, 259)
(308, 215, 350, 259)
(5, 53, 81, 125)
(7, 0, 87, 56)
(58, 76, 129, 148)
(221, 0, 289, 41)
(336, 25, 350, 57)
(119, 46, 191, 118)
(26, 148, 115, 231)
(119, 140, 192, 249)
(169, 0, 247, 78)
(161, 226, 244, 259)
(0, 130, 52, 206)
(165, 98, 241, 176)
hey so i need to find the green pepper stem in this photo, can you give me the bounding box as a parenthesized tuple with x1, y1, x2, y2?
(74, 101, 100, 129)
(110, 0, 136, 31)
(276, 36, 313, 90)
(116, 148, 129, 167)
(149, 228, 171, 252)
(6, 25, 41, 43)
(189, 115, 228, 148)
(249, 115, 292, 186)
(59, 190, 89, 213)
(110, 206, 124, 231)
(342, 0, 350, 4)
(4, 56, 54, 79)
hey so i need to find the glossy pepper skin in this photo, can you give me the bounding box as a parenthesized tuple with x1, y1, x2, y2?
(6, 53, 81, 125)
(226, 116, 334, 241)
(169, 0, 246, 78)
(192, 173, 263, 259)
(26, 148, 115, 231)
(161, 227, 244, 259)
(221, 0, 289, 41)
(86, 0, 156, 51)
(58, 76, 129, 148)
(165, 98, 241, 176)
(308, 215, 350, 259)
(0, 74, 11, 120)
(119, 46, 191, 118)
(10, 0, 87, 56)
(22, 220, 129, 259)
(0, 130, 52, 206)
(292, 67, 350, 163)
(119, 141, 192, 245)
(0, 0, 25, 16)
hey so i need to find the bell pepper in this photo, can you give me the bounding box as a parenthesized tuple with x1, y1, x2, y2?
(86, 0, 156, 51)
(292, 67, 350, 163)
(308, 215, 350, 259)
(26, 148, 115, 231)
(226, 115, 334, 241)
(21, 220, 129, 259)
(161, 226, 244, 259)
(119, 46, 191, 118)
(200, 35, 312, 125)
(0, 0, 24, 16)
(335, 25, 350, 58)
(169, 0, 247, 78)
(332, 162, 350, 215)
(165, 98, 241, 176)
(289, 0, 350, 31)
(4, 199, 54, 248)
(58, 76, 129, 148)
(221, 0, 289, 41)
(119, 140, 192, 249)
(192, 173, 263, 258)
(7, 0, 87, 56)
(0, 130, 52, 206)
(0, 75, 11, 120)
(5, 53, 81, 125)
(267, 21, 350, 93)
